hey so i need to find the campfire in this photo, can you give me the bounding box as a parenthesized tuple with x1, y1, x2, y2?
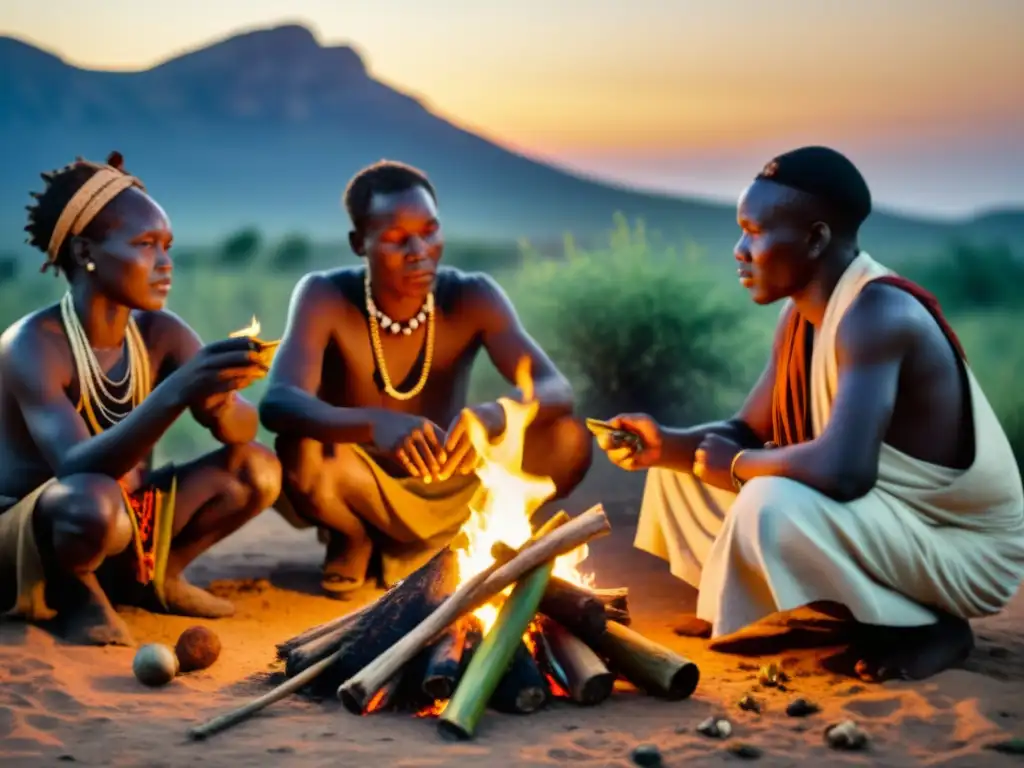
(189, 359, 699, 742)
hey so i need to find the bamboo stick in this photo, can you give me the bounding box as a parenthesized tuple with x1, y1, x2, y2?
(438, 559, 553, 739)
(590, 621, 699, 700)
(542, 618, 614, 706)
(337, 505, 608, 713)
(188, 648, 343, 740)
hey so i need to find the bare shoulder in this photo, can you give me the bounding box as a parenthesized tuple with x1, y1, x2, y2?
(837, 281, 932, 361)
(0, 305, 70, 386)
(293, 268, 360, 316)
(446, 269, 515, 320)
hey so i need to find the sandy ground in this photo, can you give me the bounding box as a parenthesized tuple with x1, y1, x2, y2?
(2, 458, 1024, 767)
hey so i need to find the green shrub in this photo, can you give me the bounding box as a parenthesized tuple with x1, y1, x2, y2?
(490, 216, 764, 424)
(904, 241, 1023, 312)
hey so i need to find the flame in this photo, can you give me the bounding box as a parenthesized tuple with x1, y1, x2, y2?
(453, 357, 594, 635)
(415, 699, 448, 718)
(364, 686, 389, 714)
(229, 315, 261, 338)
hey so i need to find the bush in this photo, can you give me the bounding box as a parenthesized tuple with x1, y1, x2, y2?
(498, 216, 762, 424)
(905, 241, 1024, 312)
(270, 233, 313, 272)
(220, 227, 263, 266)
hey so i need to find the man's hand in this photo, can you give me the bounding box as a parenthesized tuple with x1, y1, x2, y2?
(595, 413, 663, 471)
(371, 412, 448, 482)
(693, 434, 743, 491)
(441, 402, 506, 479)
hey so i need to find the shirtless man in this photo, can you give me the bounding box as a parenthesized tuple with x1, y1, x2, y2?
(597, 146, 1024, 681)
(0, 152, 282, 646)
(260, 160, 593, 594)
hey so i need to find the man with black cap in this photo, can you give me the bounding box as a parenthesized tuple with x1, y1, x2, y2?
(595, 146, 1024, 681)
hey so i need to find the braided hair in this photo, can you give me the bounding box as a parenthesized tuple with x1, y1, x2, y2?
(25, 151, 142, 277)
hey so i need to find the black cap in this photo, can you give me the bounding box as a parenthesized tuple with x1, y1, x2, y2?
(756, 146, 872, 227)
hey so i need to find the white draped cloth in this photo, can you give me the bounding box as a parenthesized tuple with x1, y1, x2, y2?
(635, 252, 1024, 638)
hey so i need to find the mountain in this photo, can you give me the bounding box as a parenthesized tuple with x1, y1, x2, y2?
(1, 24, 1019, 264)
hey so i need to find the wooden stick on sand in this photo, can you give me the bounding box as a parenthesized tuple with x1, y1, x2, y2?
(337, 504, 610, 714)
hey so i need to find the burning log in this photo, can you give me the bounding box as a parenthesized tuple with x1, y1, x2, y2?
(594, 588, 631, 626)
(338, 505, 609, 715)
(589, 621, 700, 700)
(541, 618, 614, 706)
(364, 671, 405, 714)
(276, 611, 357, 660)
(491, 541, 627, 642)
(488, 640, 549, 715)
(421, 614, 479, 701)
(313, 548, 459, 693)
(285, 606, 368, 677)
(438, 556, 554, 740)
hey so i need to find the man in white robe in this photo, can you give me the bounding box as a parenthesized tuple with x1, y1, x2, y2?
(596, 146, 1024, 681)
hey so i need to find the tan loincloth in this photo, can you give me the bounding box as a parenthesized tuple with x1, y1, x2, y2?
(636, 252, 1024, 639)
(0, 480, 58, 621)
(277, 445, 480, 586)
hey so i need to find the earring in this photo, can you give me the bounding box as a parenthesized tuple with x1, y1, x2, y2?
(86, 261, 95, 272)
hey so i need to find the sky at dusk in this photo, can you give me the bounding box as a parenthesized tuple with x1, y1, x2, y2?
(3, 0, 1023, 217)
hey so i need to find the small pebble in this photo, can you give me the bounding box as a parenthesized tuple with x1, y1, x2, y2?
(757, 662, 789, 688)
(739, 694, 763, 714)
(824, 720, 868, 751)
(697, 716, 732, 739)
(728, 743, 762, 759)
(631, 744, 663, 766)
(786, 698, 820, 717)
(132, 643, 179, 687)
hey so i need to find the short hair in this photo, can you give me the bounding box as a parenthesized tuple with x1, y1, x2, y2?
(342, 159, 437, 229)
(25, 151, 140, 277)
(756, 146, 872, 233)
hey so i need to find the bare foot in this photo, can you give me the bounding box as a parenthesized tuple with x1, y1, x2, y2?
(673, 614, 712, 638)
(161, 576, 235, 619)
(321, 531, 369, 596)
(852, 615, 974, 682)
(59, 573, 135, 647)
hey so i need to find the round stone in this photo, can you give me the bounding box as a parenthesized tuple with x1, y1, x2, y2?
(133, 643, 179, 687)
(175, 626, 222, 673)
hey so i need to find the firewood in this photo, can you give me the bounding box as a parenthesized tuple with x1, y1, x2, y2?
(488, 639, 549, 714)
(338, 505, 609, 714)
(490, 541, 626, 642)
(438, 558, 554, 739)
(541, 617, 614, 706)
(312, 547, 459, 694)
(188, 648, 343, 740)
(285, 606, 368, 677)
(589, 621, 699, 700)
(421, 614, 479, 700)
(362, 670, 406, 714)
(276, 612, 355, 660)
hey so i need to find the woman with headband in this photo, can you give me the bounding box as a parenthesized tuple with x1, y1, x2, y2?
(0, 152, 281, 646)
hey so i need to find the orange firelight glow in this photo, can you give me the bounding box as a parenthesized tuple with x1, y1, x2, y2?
(453, 357, 594, 634)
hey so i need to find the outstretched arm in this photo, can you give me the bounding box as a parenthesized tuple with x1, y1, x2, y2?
(474, 274, 575, 426)
(732, 285, 914, 500)
(652, 304, 790, 473)
(258, 273, 375, 445)
(1, 327, 185, 480)
(153, 310, 259, 445)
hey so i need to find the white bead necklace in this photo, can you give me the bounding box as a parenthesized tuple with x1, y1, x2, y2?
(363, 269, 431, 336)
